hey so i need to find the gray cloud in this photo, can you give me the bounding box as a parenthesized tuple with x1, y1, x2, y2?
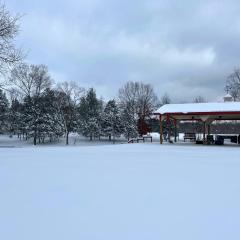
(8, 0, 240, 102)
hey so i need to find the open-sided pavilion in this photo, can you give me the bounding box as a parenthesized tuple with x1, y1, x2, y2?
(154, 102, 240, 144)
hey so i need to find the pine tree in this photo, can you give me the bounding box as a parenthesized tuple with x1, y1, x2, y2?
(121, 102, 138, 140)
(37, 89, 65, 143)
(22, 95, 40, 145)
(0, 89, 9, 133)
(8, 98, 23, 135)
(22, 89, 66, 145)
(78, 88, 102, 140)
(102, 100, 123, 143)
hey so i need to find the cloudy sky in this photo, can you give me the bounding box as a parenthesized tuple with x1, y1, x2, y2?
(7, 0, 240, 102)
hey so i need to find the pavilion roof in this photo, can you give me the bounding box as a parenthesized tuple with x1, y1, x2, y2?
(155, 102, 240, 115)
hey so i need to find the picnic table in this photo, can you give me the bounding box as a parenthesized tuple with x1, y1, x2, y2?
(184, 132, 196, 142)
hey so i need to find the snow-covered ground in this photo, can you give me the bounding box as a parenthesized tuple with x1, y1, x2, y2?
(0, 134, 127, 147)
(1, 143, 240, 240)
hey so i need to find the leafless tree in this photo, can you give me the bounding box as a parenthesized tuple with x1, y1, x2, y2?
(225, 68, 240, 101)
(0, 3, 22, 87)
(194, 96, 206, 103)
(30, 65, 52, 96)
(8, 87, 22, 102)
(119, 81, 159, 120)
(9, 63, 52, 97)
(160, 93, 171, 105)
(57, 81, 85, 145)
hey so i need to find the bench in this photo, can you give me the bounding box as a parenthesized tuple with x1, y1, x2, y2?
(128, 136, 151, 143)
(128, 138, 138, 143)
(137, 138, 144, 143)
(184, 133, 196, 142)
(128, 138, 144, 143)
(143, 135, 153, 142)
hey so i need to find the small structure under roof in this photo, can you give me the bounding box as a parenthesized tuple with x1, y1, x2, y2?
(223, 93, 233, 102)
(154, 102, 240, 144)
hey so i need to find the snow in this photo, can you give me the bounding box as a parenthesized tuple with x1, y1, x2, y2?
(0, 134, 126, 147)
(224, 93, 233, 98)
(1, 143, 240, 240)
(155, 102, 240, 114)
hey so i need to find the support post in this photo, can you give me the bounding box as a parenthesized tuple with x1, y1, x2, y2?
(174, 119, 177, 142)
(203, 121, 206, 143)
(159, 115, 163, 144)
(207, 124, 211, 135)
(167, 114, 171, 143)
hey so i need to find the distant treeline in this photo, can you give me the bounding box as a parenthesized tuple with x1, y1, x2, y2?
(0, 77, 162, 145)
(0, 2, 240, 145)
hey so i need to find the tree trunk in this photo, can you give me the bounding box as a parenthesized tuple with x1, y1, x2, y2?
(33, 131, 37, 146)
(66, 131, 69, 145)
(113, 129, 115, 144)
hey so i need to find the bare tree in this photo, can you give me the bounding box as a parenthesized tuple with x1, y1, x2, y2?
(194, 96, 206, 103)
(160, 93, 171, 105)
(119, 81, 159, 136)
(57, 81, 84, 145)
(9, 63, 52, 97)
(8, 87, 22, 102)
(225, 68, 240, 101)
(119, 81, 159, 120)
(0, 3, 22, 86)
(30, 65, 52, 96)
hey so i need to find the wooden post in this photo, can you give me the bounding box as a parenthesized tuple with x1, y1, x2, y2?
(167, 114, 171, 143)
(207, 124, 211, 135)
(203, 121, 206, 142)
(174, 119, 177, 142)
(159, 115, 163, 144)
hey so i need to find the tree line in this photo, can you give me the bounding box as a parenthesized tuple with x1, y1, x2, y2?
(0, 3, 240, 145)
(1, 69, 160, 145)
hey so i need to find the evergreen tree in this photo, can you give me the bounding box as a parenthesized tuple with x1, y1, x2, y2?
(102, 100, 123, 143)
(78, 88, 102, 140)
(37, 89, 65, 143)
(121, 102, 138, 140)
(0, 89, 9, 133)
(22, 89, 64, 145)
(56, 90, 78, 145)
(8, 98, 23, 135)
(22, 95, 45, 145)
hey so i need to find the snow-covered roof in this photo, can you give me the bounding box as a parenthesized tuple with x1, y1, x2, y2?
(155, 102, 240, 115)
(224, 93, 232, 98)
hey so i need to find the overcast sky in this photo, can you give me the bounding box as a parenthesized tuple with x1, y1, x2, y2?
(7, 0, 240, 102)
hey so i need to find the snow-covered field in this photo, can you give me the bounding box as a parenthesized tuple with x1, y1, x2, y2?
(1, 143, 240, 240)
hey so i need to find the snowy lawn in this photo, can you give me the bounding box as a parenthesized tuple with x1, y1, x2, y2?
(0, 144, 240, 240)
